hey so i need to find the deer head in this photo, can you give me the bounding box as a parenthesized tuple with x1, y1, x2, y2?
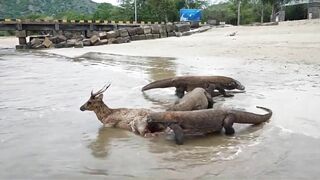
(80, 84, 111, 111)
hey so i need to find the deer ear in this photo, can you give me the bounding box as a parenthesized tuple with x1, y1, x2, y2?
(96, 94, 103, 100)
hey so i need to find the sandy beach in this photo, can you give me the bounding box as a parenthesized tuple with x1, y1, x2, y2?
(42, 19, 320, 63)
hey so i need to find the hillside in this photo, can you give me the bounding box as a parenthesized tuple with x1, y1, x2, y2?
(0, 0, 98, 18)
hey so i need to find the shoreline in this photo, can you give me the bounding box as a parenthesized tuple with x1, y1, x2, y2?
(1, 19, 320, 63)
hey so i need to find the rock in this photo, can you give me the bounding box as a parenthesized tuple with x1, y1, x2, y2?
(113, 37, 126, 44)
(151, 25, 161, 34)
(198, 26, 212, 33)
(190, 21, 200, 28)
(74, 41, 84, 48)
(136, 27, 144, 35)
(64, 31, 84, 40)
(107, 38, 116, 44)
(107, 30, 119, 39)
(83, 39, 92, 46)
(130, 35, 140, 41)
(182, 31, 193, 36)
(143, 26, 151, 34)
(124, 36, 131, 43)
(167, 32, 176, 37)
(49, 35, 67, 44)
(175, 23, 190, 32)
(90, 35, 100, 44)
(131, 35, 146, 40)
(34, 44, 45, 49)
(127, 28, 137, 36)
(119, 29, 129, 37)
(74, 33, 84, 41)
(161, 25, 167, 33)
(152, 34, 160, 39)
(54, 42, 67, 48)
(99, 32, 108, 40)
(66, 39, 77, 47)
(85, 31, 99, 38)
(63, 31, 74, 39)
(42, 37, 53, 48)
(29, 35, 50, 42)
(228, 32, 237, 36)
(160, 32, 167, 38)
(166, 23, 174, 32)
(29, 38, 43, 48)
(138, 34, 146, 40)
(95, 39, 108, 46)
(15, 45, 27, 49)
(146, 34, 153, 40)
(175, 32, 182, 37)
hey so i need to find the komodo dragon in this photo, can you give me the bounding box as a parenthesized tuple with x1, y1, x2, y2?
(167, 87, 214, 111)
(147, 106, 272, 145)
(142, 76, 245, 98)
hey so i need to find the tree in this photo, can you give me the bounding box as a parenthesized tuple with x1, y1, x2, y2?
(118, 0, 180, 22)
(55, 11, 92, 20)
(187, 0, 208, 9)
(93, 3, 114, 20)
(202, 2, 237, 24)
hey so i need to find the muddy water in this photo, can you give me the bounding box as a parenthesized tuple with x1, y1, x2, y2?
(0, 48, 320, 179)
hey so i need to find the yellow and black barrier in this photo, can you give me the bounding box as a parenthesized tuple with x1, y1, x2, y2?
(0, 18, 208, 27)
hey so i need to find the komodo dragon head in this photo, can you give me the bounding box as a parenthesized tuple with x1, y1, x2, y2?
(224, 79, 245, 90)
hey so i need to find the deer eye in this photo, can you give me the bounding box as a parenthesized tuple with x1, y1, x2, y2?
(87, 101, 92, 105)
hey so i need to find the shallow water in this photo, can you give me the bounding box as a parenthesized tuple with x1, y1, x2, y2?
(0, 48, 320, 179)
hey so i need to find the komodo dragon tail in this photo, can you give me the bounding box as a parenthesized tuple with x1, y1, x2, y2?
(142, 78, 174, 91)
(232, 106, 272, 125)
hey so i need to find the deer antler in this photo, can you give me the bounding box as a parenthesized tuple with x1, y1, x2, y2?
(91, 84, 111, 97)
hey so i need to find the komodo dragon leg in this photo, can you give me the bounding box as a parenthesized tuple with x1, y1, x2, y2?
(215, 85, 234, 97)
(206, 83, 234, 97)
(169, 123, 184, 145)
(175, 87, 185, 98)
(223, 114, 236, 135)
(204, 90, 214, 108)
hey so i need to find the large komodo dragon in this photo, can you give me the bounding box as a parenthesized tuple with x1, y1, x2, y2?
(80, 84, 165, 136)
(142, 75, 245, 98)
(167, 87, 214, 111)
(147, 106, 272, 145)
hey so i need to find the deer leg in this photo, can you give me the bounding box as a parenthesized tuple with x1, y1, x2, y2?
(169, 123, 184, 145)
(223, 114, 235, 135)
(175, 87, 185, 98)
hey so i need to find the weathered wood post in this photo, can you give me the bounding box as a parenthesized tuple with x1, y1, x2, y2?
(237, 0, 241, 26)
(15, 30, 27, 49)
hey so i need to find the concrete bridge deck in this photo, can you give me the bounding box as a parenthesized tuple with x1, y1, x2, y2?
(0, 19, 143, 31)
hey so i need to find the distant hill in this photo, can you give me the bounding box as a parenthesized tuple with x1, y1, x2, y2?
(0, 0, 98, 18)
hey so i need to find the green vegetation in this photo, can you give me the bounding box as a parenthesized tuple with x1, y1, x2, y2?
(285, 4, 308, 20)
(0, 31, 15, 36)
(0, 0, 97, 18)
(0, 0, 308, 25)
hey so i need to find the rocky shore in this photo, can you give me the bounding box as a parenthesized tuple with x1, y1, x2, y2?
(23, 23, 210, 49)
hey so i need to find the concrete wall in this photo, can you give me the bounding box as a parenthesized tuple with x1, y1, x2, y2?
(308, 2, 320, 19)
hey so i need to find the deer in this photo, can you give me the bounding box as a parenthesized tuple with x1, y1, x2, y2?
(80, 84, 166, 136)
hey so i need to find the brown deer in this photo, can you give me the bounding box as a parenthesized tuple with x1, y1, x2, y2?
(80, 84, 165, 136)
